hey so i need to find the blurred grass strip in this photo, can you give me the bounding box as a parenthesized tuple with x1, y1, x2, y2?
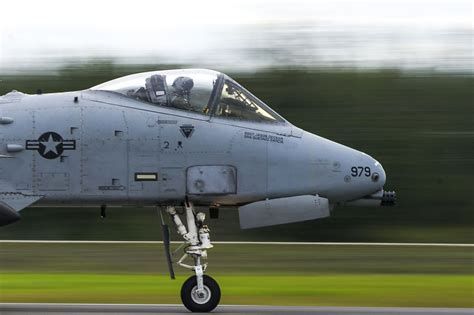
(1, 273, 472, 307)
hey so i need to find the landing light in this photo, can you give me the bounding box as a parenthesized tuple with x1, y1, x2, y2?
(371, 172, 380, 182)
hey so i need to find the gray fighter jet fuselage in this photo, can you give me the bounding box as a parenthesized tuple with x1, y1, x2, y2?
(0, 69, 395, 312)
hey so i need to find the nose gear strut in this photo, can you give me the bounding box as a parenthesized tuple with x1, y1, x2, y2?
(163, 201, 220, 312)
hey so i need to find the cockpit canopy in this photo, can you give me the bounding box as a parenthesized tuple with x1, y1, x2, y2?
(91, 69, 284, 123)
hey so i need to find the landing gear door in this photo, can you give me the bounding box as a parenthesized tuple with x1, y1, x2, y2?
(187, 165, 237, 195)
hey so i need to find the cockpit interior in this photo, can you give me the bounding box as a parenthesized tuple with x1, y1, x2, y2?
(92, 69, 284, 123)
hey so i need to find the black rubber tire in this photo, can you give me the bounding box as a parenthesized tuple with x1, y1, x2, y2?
(181, 275, 221, 312)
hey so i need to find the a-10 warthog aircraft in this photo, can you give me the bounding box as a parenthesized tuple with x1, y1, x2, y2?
(0, 69, 395, 312)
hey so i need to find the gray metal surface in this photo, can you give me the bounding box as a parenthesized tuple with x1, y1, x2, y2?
(187, 165, 237, 195)
(1, 304, 472, 315)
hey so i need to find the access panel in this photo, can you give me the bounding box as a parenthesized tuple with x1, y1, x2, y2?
(187, 165, 236, 195)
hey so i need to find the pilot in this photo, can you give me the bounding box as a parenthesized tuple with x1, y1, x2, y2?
(145, 74, 167, 106)
(170, 76, 194, 110)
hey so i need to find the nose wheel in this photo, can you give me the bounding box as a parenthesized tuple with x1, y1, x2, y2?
(161, 201, 220, 312)
(181, 274, 221, 312)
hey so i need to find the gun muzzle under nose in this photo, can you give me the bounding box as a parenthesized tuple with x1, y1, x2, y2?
(381, 190, 396, 206)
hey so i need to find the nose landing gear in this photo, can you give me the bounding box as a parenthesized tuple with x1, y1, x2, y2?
(162, 201, 221, 312)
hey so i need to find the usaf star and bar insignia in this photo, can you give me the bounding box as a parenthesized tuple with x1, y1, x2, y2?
(26, 132, 76, 160)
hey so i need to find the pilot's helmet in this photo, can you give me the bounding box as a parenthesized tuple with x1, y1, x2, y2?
(172, 76, 194, 95)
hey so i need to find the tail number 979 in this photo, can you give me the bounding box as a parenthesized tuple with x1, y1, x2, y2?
(351, 166, 371, 177)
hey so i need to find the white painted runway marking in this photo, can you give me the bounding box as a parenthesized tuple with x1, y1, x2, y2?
(0, 240, 473, 247)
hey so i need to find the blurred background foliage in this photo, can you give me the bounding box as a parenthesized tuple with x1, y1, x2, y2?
(0, 61, 472, 242)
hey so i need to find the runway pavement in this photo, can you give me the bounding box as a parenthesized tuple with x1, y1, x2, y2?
(1, 304, 473, 315)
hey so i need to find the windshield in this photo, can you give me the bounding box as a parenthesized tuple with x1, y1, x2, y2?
(91, 69, 219, 115)
(214, 79, 284, 123)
